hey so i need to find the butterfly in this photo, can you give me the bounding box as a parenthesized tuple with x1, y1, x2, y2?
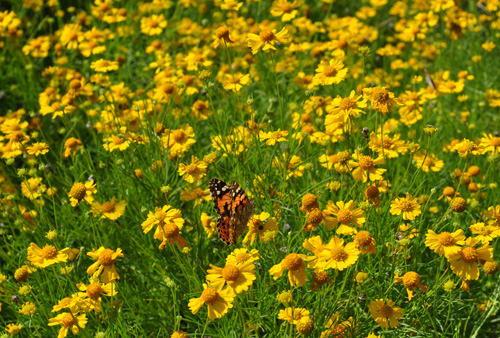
(209, 178, 255, 245)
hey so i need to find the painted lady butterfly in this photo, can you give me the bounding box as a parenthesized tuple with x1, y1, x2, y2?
(209, 178, 255, 245)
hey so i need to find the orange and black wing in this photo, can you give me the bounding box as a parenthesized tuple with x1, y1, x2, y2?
(209, 179, 232, 216)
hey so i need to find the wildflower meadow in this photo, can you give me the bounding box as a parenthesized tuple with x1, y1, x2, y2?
(1, 0, 500, 337)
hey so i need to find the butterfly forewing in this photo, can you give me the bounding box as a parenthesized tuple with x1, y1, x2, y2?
(209, 179, 231, 216)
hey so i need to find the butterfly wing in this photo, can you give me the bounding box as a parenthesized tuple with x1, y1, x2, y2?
(209, 179, 231, 216)
(228, 181, 254, 245)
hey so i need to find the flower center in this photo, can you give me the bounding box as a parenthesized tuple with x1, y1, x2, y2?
(172, 130, 186, 143)
(402, 272, 420, 288)
(323, 65, 338, 77)
(336, 209, 352, 224)
(339, 97, 355, 110)
(113, 137, 125, 145)
(314, 271, 328, 285)
(461, 247, 478, 263)
(69, 183, 87, 201)
(98, 249, 115, 266)
(399, 200, 414, 212)
(41, 245, 58, 259)
(162, 83, 175, 95)
(86, 283, 103, 298)
(442, 187, 455, 197)
(283, 253, 303, 271)
(355, 231, 372, 246)
(193, 100, 206, 111)
(307, 209, 323, 225)
(331, 247, 347, 261)
(216, 26, 230, 39)
(301, 193, 319, 211)
(365, 186, 380, 199)
(101, 201, 115, 213)
(379, 304, 394, 317)
(164, 223, 180, 238)
(62, 313, 75, 327)
(185, 163, 198, 175)
(337, 151, 351, 164)
(200, 287, 219, 304)
(235, 253, 250, 263)
(222, 264, 241, 281)
(437, 232, 454, 246)
(259, 29, 275, 42)
(252, 219, 264, 232)
(424, 158, 435, 166)
(358, 156, 374, 170)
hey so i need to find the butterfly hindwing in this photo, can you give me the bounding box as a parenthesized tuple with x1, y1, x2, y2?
(216, 214, 232, 245)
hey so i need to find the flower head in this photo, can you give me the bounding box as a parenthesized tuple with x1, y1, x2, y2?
(246, 27, 289, 54)
(86, 247, 124, 283)
(368, 299, 403, 328)
(188, 282, 234, 320)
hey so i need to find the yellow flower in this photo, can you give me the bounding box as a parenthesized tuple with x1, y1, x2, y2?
(390, 193, 421, 220)
(363, 87, 399, 114)
(90, 59, 119, 72)
(469, 222, 500, 244)
(313, 58, 348, 86)
(26, 142, 49, 156)
(349, 151, 386, 182)
(22, 35, 50, 57)
(226, 248, 261, 265)
(76, 278, 117, 312)
(246, 27, 289, 54)
(200, 212, 217, 238)
(62, 137, 83, 158)
(86, 247, 124, 283)
(206, 260, 256, 296)
(220, 73, 250, 92)
(91, 197, 127, 221)
(19, 302, 36, 316)
(212, 26, 234, 49)
(269, 253, 309, 287)
(188, 282, 234, 320)
(424, 229, 465, 258)
(243, 212, 279, 244)
(368, 299, 403, 328)
(413, 152, 444, 172)
(178, 156, 208, 183)
(316, 236, 360, 271)
(324, 200, 365, 235)
(21, 177, 46, 200)
(448, 237, 493, 280)
(394, 271, 427, 301)
(103, 134, 131, 152)
(140, 14, 167, 36)
(27, 243, 69, 268)
(276, 290, 292, 303)
(278, 307, 310, 324)
(68, 180, 97, 207)
(259, 129, 289, 146)
(480, 133, 500, 154)
(5, 323, 22, 335)
(453, 138, 484, 158)
(48, 313, 88, 338)
(270, 0, 301, 22)
(328, 90, 367, 121)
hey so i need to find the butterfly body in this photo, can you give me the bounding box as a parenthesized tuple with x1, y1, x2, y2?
(209, 179, 254, 245)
